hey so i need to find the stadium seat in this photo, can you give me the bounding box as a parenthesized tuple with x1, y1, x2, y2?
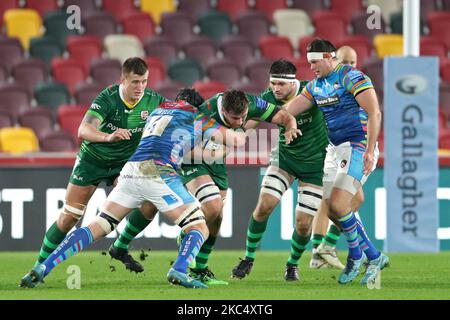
(440, 109, 448, 130)
(0, 127, 39, 153)
(439, 83, 450, 119)
(143, 36, 178, 66)
(0, 82, 31, 118)
(177, 0, 211, 21)
(273, 9, 313, 50)
(26, 0, 59, 18)
(292, 58, 316, 81)
(67, 35, 103, 75)
(440, 129, 450, 150)
(221, 35, 256, 73)
(440, 62, 450, 85)
(182, 36, 217, 70)
(0, 66, 7, 85)
(206, 59, 242, 87)
(232, 80, 264, 95)
(373, 34, 403, 58)
(236, 11, 271, 48)
(351, 11, 387, 40)
(18, 107, 54, 139)
(39, 130, 77, 152)
(334, 35, 373, 67)
(104, 34, 145, 64)
(63, 0, 99, 15)
(197, 10, 233, 46)
(330, 0, 364, 25)
(144, 57, 166, 88)
(193, 80, 227, 100)
(291, 0, 327, 16)
(43, 11, 79, 50)
(121, 12, 155, 43)
(298, 35, 319, 58)
(90, 58, 122, 86)
(160, 12, 195, 49)
(167, 58, 204, 86)
(51, 58, 87, 95)
(216, 0, 250, 22)
(29, 37, 63, 66)
(254, 0, 288, 23)
(0, 0, 19, 30)
(153, 80, 183, 100)
(0, 37, 23, 72)
(0, 110, 15, 129)
(82, 11, 117, 41)
(259, 35, 295, 61)
(11, 59, 48, 95)
(361, 57, 383, 92)
(140, 0, 176, 25)
(57, 104, 88, 143)
(74, 81, 104, 105)
(312, 11, 348, 44)
(34, 82, 71, 115)
(420, 37, 447, 64)
(102, 0, 139, 22)
(427, 12, 450, 50)
(4, 8, 43, 50)
(245, 57, 273, 92)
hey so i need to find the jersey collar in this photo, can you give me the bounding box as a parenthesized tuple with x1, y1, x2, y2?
(119, 84, 144, 109)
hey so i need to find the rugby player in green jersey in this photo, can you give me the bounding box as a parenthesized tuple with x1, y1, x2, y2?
(231, 59, 329, 281)
(111, 89, 300, 284)
(31, 57, 166, 273)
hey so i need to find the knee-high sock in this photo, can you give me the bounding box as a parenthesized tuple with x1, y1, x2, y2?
(355, 219, 380, 260)
(113, 209, 152, 250)
(245, 215, 269, 262)
(36, 222, 68, 264)
(323, 224, 341, 247)
(338, 212, 362, 260)
(42, 227, 94, 277)
(195, 235, 217, 270)
(172, 230, 205, 273)
(287, 230, 310, 266)
(312, 234, 324, 249)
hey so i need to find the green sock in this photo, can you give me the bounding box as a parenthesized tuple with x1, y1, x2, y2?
(113, 209, 152, 250)
(323, 224, 341, 247)
(312, 234, 324, 249)
(287, 230, 310, 266)
(36, 222, 68, 264)
(195, 235, 217, 270)
(245, 215, 269, 262)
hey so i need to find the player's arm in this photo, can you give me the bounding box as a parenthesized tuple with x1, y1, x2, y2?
(244, 119, 261, 130)
(78, 113, 131, 143)
(355, 88, 382, 174)
(269, 108, 301, 144)
(284, 88, 314, 117)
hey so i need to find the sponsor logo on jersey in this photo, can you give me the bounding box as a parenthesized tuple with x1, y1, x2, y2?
(315, 95, 340, 106)
(314, 87, 322, 93)
(185, 168, 198, 175)
(90, 103, 101, 110)
(106, 122, 143, 134)
(255, 97, 269, 110)
(340, 160, 347, 168)
(72, 175, 84, 181)
(333, 81, 340, 90)
(141, 110, 149, 120)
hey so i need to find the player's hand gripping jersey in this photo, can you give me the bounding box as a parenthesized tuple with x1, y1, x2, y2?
(301, 64, 373, 151)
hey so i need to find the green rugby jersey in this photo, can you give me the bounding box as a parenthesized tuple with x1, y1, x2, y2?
(78, 84, 166, 167)
(198, 93, 279, 125)
(260, 80, 329, 161)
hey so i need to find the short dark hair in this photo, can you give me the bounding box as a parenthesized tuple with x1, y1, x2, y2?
(222, 89, 248, 115)
(175, 88, 205, 107)
(269, 59, 297, 76)
(122, 57, 148, 76)
(306, 38, 337, 53)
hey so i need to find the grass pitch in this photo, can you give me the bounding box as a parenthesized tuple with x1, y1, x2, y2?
(0, 250, 449, 300)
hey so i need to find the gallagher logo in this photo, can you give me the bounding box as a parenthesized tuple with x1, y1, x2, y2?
(395, 75, 427, 95)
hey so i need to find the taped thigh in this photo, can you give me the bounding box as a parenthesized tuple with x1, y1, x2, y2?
(194, 183, 221, 204)
(296, 186, 323, 216)
(261, 168, 289, 200)
(92, 209, 121, 234)
(63, 202, 86, 220)
(333, 173, 361, 196)
(174, 204, 205, 231)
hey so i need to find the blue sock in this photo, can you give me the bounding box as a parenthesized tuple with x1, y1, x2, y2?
(338, 211, 362, 260)
(173, 229, 205, 273)
(42, 227, 94, 277)
(356, 220, 381, 260)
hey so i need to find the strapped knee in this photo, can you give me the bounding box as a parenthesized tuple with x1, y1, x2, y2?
(93, 210, 121, 234)
(194, 183, 221, 204)
(296, 186, 323, 216)
(174, 204, 205, 232)
(63, 202, 86, 220)
(261, 170, 289, 200)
